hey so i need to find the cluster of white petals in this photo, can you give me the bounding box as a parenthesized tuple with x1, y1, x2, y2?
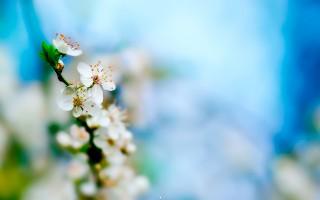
(56, 125, 90, 149)
(58, 85, 100, 118)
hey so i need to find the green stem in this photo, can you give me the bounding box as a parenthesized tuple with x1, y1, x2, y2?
(51, 67, 70, 86)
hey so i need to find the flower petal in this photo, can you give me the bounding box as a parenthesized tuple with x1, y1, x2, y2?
(53, 39, 69, 54)
(67, 49, 82, 56)
(107, 126, 120, 140)
(102, 81, 116, 91)
(77, 62, 92, 76)
(73, 106, 83, 118)
(79, 182, 97, 196)
(89, 84, 103, 104)
(125, 143, 136, 154)
(80, 76, 93, 88)
(70, 125, 79, 138)
(74, 127, 89, 144)
(57, 88, 74, 111)
(93, 134, 108, 150)
(83, 101, 100, 116)
(99, 110, 110, 127)
(56, 132, 71, 147)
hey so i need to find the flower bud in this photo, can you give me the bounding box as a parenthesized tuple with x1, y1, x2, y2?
(56, 59, 64, 72)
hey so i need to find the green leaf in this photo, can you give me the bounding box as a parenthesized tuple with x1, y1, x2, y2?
(39, 41, 61, 67)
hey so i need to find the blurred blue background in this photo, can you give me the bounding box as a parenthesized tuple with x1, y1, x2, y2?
(1, 0, 320, 200)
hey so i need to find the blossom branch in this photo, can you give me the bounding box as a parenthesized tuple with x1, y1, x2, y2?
(40, 34, 148, 199)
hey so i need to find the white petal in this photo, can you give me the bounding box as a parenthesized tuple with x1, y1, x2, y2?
(74, 127, 89, 144)
(57, 88, 74, 111)
(102, 81, 116, 91)
(63, 86, 75, 95)
(122, 130, 133, 140)
(70, 125, 79, 138)
(67, 160, 89, 180)
(52, 38, 61, 47)
(89, 85, 103, 104)
(73, 106, 83, 118)
(99, 116, 110, 127)
(93, 135, 107, 150)
(87, 111, 110, 128)
(56, 132, 71, 147)
(80, 76, 93, 87)
(82, 101, 100, 117)
(57, 97, 73, 111)
(67, 49, 82, 56)
(107, 126, 120, 140)
(126, 143, 136, 154)
(94, 127, 106, 137)
(80, 182, 97, 196)
(53, 39, 69, 54)
(133, 176, 150, 193)
(71, 141, 83, 149)
(86, 118, 96, 128)
(97, 63, 103, 72)
(77, 62, 92, 77)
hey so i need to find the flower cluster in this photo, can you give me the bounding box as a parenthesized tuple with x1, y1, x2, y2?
(40, 34, 148, 199)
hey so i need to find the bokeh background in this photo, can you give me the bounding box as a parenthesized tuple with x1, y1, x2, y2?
(1, 0, 320, 199)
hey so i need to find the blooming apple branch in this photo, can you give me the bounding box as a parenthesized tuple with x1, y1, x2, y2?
(40, 34, 148, 199)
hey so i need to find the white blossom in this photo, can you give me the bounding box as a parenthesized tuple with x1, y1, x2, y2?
(23, 166, 76, 200)
(98, 166, 149, 200)
(93, 128, 119, 156)
(105, 104, 128, 138)
(53, 33, 82, 56)
(57, 85, 99, 118)
(91, 104, 128, 144)
(273, 158, 316, 200)
(67, 155, 90, 180)
(79, 181, 97, 196)
(77, 61, 116, 104)
(56, 125, 90, 149)
(93, 126, 136, 160)
(86, 109, 110, 128)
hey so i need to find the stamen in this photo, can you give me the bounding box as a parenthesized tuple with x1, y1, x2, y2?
(56, 33, 80, 50)
(73, 96, 83, 107)
(92, 75, 101, 84)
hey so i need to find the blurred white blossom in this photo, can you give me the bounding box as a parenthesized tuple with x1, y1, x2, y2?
(56, 125, 90, 149)
(23, 166, 76, 200)
(98, 166, 149, 200)
(67, 155, 90, 180)
(273, 158, 316, 200)
(3, 83, 49, 170)
(86, 109, 110, 128)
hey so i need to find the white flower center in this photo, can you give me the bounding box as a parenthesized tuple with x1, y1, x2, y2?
(73, 96, 84, 107)
(92, 75, 101, 84)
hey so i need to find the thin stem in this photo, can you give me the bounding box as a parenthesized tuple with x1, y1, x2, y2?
(53, 68, 70, 86)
